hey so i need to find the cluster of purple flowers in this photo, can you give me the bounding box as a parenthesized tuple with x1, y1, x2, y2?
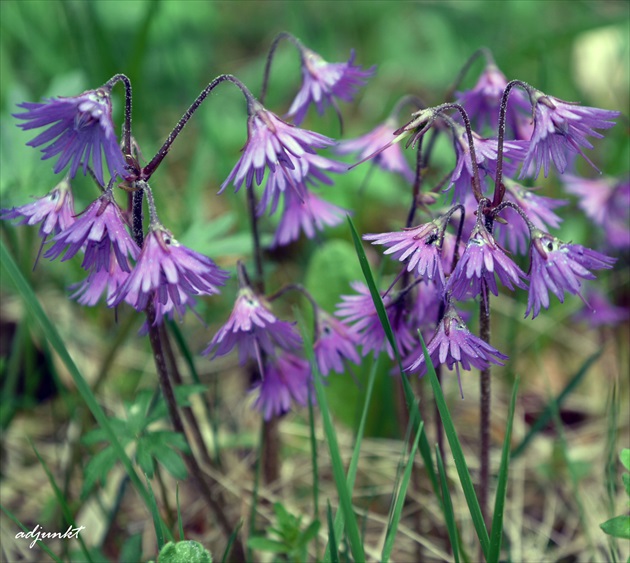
(4, 37, 624, 421)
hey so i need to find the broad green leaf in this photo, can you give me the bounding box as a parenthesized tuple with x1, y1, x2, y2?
(247, 537, 291, 554)
(136, 439, 155, 478)
(155, 447, 188, 480)
(600, 515, 630, 539)
(82, 446, 118, 498)
(620, 449, 630, 472)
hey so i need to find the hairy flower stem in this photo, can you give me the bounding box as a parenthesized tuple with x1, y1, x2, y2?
(104, 73, 133, 158)
(142, 74, 255, 180)
(159, 323, 215, 469)
(146, 304, 245, 561)
(479, 280, 492, 527)
(260, 31, 301, 106)
(492, 80, 532, 206)
(444, 47, 495, 102)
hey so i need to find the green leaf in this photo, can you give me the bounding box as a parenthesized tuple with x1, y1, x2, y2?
(381, 420, 424, 562)
(622, 473, 630, 497)
(299, 520, 321, 546)
(157, 540, 213, 563)
(119, 533, 143, 563)
(488, 378, 519, 563)
(600, 515, 630, 539)
(436, 446, 460, 563)
(423, 333, 490, 558)
(146, 475, 165, 550)
(136, 438, 155, 478)
(326, 501, 339, 563)
(82, 446, 118, 498)
(247, 537, 291, 554)
(155, 447, 188, 480)
(620, 449, 630, 472)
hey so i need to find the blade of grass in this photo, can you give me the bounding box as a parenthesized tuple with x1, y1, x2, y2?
(0, 504, 64, 562)
(308, 389, 320, 554)
(381, 420, 424, 562)
(488, 378, 519, 563)
(221, 520, 244, 563)
(297, 312, 365, 563)
(421, 333, 490, 558)
(30, 441, 94, 563)
(511, 350, 600, 459)
(346, 216, 440, 498)
(176, 483, 184, 541)
(326, 501, 339, 563)
(436, 445, 461, 563)
(145, 474, 166, 550)
(0, 241, 167, 535)
(323, 352, 380, 562)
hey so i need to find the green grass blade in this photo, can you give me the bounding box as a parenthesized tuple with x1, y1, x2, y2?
(323, 352, 380, 562)
(346, 216, 440, 497)
(0, 503, 64, 562)
(436, 445, 461, 563)
(221, 520, 243, 563)
(0, 241, 166, 535)
(176, 483, 184, 541)
(30, 441, 94, 563)
(421, 333, 490, 557)
(326, 501, 339, 563)
(297, 312, 365, 563)
(145, 474, 166, 550)
(488, 378, 519, 563)
(381, 421, 424, 562)
(308, 389, 320, 556)
(511, 351, 600, 459)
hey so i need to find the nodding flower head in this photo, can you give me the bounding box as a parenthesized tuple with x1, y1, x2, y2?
(314, 310, 361, 376)
(406, 305, 508, 395)
(203, 286, 302, 372)
(45, 192, 139, 273)
(1, 176, 75, 239)
(520, 92, 619, 179)
(220, 102, 344, 216)
(526, 229, 616, 319)
(287, 47, 375, 125)
(14, 87, 128, 186)
(251, 352, 312, 420)
(111, 224, 228, 323)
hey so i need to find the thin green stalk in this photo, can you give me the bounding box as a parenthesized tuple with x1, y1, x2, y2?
(308, 391, 320, 555)
(436, 445, 461, 563)
(0, 504, 63, 562)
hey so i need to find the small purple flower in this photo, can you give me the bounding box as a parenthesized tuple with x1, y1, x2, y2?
(251, 353, 312, 420)
(111, 225, 228, 322)
(406, 305, 508, 386)
(573, 288, 629, 328)
(1, 176, 75, 238)
(204, 286, 302, 368)
(287, 47, 375, 125)
(494, 180, 567, 255)
(336, 119, 414, 182)
(563, 175, 630, 250)
(519, 92, 619, 178)
(445, 220, 528, 302)
(456, 63, 532, 134)
(363, 219, 448, 289)
(449, 125, 527, 202)
(271, 189, 347, 247)
(221, 102, 344, 216)
(314, 311, 361, 375)
(14, 87, 128, 186)
(525, 229, 616, 319)
(45, 192, 139, 273)
(69, 255, 129, 307)
(335, 281, 415, 359)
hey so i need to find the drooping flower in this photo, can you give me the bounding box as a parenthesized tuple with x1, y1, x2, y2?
(573, 288, 629, 328)
(449, 124, 527, 202)
(335, 281, 416, 359)
(445, 219, 528, 302)
(287, 47, 375, 125)
(203, 286, 302, 369)
(456, 62, 531, 133)
(563, 175, 630, 250)
(111, 224, 228, 322)
(271, 189, 347, 247)
(45, 192, 139, 273)
(494, 179, 567, 254)
(336, 119, 414, 182)
(1, 176, 75, 239)
(220, 101, 344, 216)
(406, 305, 508, 383)
(363, 218, 448, 289)
(519, 92, 620, 178)
(14, 87, 128, 186)
(314, 310, 361, 376)
(251, 352, 312, 420)
(525, 229, 616, 319)
(69, 255, 129, 307)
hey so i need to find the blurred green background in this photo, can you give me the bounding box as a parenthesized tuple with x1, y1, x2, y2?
(1, 0, 628, 432)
